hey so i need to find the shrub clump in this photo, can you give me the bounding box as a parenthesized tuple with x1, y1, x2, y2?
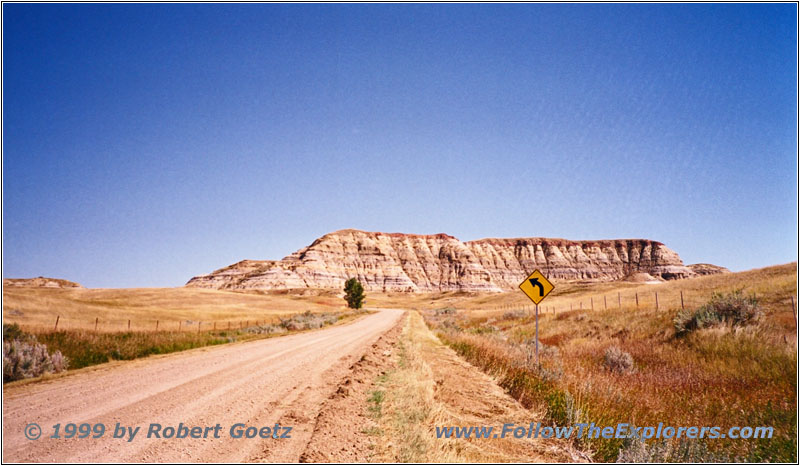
(438, 318, 463, 334)
(502, 309, 527, 320)
(603, 345, 635, 374)
(278, 311, 339, 331)
(673, 289, 761, 336)
(245, 311, 341, 335)
(3, 324, 68, 382)
(245, 324, 287, 335)
(469, 325, 499, 335)
(616, 437, 732, 462)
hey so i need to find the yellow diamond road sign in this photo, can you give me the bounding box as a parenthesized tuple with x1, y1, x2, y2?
(519, 269, 554, 305)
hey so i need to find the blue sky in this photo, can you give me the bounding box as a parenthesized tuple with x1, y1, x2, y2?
(3, 4, 797, 288)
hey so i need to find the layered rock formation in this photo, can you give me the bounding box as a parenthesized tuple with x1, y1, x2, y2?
(187, 229, 715, 293)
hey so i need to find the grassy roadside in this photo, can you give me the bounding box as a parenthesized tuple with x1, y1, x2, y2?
(3, 310, 368, 383)
(424, 264, 797, 462)
(368, 312, 462, 462)
(369, 311, 577, 462)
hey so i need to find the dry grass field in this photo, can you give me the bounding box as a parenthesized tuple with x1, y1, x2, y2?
(420, 262, 797, 462)
(3, 286, 346, 333)
(370, 263, 797, 335)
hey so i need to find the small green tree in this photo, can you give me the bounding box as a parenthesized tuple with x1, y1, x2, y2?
(344, 277, 365, 310)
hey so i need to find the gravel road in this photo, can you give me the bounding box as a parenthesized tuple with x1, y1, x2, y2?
(2, 309, 404, 462)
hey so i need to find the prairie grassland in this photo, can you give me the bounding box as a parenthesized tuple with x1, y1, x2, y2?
(2, 286, 346, 332)
(428, 263, 796, 331)
(366, 263, 796, 337)
(423, 263, 797, 462)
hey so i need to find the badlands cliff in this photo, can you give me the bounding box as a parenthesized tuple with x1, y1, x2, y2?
(186, 229, 718, 293)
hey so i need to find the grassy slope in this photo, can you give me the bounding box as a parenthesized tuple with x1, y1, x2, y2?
(3, 286, 346, 332)
(424, 263, 798, 462)
(427, 263, 795, 325)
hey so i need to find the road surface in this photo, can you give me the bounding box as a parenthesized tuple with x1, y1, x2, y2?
(3, 309, 404, 462)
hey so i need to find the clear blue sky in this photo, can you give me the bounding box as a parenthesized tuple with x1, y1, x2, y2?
(3, 4, 797, 288)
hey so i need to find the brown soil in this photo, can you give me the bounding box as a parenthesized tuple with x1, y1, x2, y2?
(303, 311, 588, 462)
(2, 309, 404, 462)
(299, 313, 405, 462)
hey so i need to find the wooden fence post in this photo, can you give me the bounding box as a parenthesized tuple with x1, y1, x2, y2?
(681, 290, 685, 310)
(635, 292, 639, 310)
(792, 296, 797, 329)
(591, 297, 594, 311)
(156, 320, 159, 331)
(604, 295, 607, 310)
(655, 292, 659, 311)
(94, 317, 98, 331)
(213, 322, 216, 331)
(198, 322, 201, 333)
(54, 315, 60, 331)
(128, 319, 131, 330)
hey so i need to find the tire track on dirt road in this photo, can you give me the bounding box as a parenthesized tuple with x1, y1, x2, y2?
(3, 309, 404, 462)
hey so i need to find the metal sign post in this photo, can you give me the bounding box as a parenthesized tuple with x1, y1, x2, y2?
(535, 304, 539, 363)
(519, 269, 554, 367)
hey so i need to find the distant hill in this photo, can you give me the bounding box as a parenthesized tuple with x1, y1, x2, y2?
(3, 277, 83, 288)
(687, 263, 731, 276)
(186, 229, 727, 293)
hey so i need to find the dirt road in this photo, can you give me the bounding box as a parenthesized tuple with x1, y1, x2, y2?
(2, 309, 404, 462)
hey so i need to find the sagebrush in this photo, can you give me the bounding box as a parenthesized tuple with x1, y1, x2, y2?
(3, 324, 68, 382)
(674, 289, 761, 336)
(603, 346, 634, 374)
(616, 437, 732, 463)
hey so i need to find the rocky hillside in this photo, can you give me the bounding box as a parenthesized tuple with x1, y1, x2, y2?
(186, 229, 719, 293)
(687, 263, 731, 276)
(3, 277, 83, 288)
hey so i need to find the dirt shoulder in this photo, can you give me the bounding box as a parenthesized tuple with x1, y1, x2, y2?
(300, 312, 406, 462)
(304, 311, 587, 462)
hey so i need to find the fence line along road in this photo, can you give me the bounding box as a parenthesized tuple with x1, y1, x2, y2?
(24, 315, 291, 334)
(494, 287, 796, 322)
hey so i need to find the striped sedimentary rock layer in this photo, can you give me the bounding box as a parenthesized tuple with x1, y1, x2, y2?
(186, 229, 705, 293)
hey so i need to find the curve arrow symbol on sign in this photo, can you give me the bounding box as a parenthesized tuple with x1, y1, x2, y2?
(528, 278, 544, 296)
